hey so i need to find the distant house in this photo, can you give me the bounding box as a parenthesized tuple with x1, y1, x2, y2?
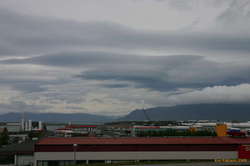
(56, 125, 98, 137)
(1, 122, 21, 132)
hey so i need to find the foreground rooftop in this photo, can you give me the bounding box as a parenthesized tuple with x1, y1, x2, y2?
(37, 137, 250, 145)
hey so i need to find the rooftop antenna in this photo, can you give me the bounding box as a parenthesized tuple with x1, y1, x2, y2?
(63, 100, 71, 125)
(22, 111, 25, 120)
(142, 100, 150, 121)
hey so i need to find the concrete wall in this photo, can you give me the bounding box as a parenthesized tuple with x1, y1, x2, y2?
(35, 151, 237, 161)
(15, 155, 33, 166)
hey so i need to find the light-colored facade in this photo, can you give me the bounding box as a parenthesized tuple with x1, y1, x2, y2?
(33, 137, 250, 166)
(15, 155, 33, 166)
(34, 151, 237, 165)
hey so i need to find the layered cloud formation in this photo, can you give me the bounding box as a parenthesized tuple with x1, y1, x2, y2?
(0, 0, 250, 115)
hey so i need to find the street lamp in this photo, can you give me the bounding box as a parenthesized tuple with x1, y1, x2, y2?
(73, 144, 78, 165)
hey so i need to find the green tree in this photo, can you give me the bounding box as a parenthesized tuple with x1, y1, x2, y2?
(0, 128, 9, 146)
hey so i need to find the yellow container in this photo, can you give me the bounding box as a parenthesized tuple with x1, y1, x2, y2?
(189, 127, 197, 133)
(215, 124, 227, 137)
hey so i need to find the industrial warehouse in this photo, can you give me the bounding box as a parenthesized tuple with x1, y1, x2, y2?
(2, 121, 250, 166)
(33, 137, 250, 166)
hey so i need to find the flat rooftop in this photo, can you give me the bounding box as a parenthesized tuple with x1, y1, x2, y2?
(37, 137, 250, 145)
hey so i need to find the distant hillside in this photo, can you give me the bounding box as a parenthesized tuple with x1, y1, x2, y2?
(0, 112, 116, 123)
(119, 104, 250, 121)
(1, 104, 250, 123)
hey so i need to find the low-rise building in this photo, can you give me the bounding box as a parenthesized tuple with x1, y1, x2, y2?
(56, 125, 98, 137)
(34, 137, 250, 166)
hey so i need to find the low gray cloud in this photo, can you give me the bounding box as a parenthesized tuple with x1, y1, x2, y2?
(0, 70, 69, 94)
(216, 0, 250, 32)
(0, 0, 250, 115)
(3, 51, 250, 92)
(0, 8, 250, 59)
(167, 84, 250, 106)
(0, 101, 49, 114)
(166, 0, 194, 10)
(101, 83, 131, 89)
(78, 55, 250, 91)
(7, 81, 48, 93)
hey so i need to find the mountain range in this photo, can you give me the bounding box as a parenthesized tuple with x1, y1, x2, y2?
(0, 104, 250, 122)
(120, 104, 250, 121)
(0, 112, 115, 123)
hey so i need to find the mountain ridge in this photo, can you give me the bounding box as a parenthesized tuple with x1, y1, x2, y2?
(0, 104, 250, 122)
(119, 104, 250, 121)
(0, 112, 116, 123)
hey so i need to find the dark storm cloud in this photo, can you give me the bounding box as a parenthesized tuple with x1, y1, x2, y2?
(0, 8, 250, 58)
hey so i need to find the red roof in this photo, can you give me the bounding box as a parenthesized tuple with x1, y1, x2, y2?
(65, 125, 97, 129)
(56, 125, 97, 131)
(37, 137, 250, 145)
(56, 128, 71, 131)
(133, 126, 161, 129)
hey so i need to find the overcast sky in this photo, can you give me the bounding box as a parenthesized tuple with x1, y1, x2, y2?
(0, 0, 250, 115)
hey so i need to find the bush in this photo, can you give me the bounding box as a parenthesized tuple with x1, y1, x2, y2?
(0, 128, 9, 146)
